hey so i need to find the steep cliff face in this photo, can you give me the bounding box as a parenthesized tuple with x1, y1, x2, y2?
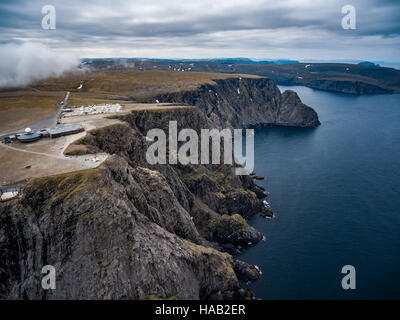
(0, 107, 265, 299)
(0, 76, 318, 300)
(306, 79, 393, 95)
(143, 77, 320, 128)
(0, 157, 254, 299)
(73, 108, 266, 248)
(275, 90, 321, 127)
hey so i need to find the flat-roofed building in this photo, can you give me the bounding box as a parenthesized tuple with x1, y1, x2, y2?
(16, 128, 41, 143)
(48, 124, 84, 138)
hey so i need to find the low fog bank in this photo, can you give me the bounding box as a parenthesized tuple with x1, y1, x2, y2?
(0, 43, 81, 88)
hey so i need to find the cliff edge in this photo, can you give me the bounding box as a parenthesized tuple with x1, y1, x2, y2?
(141, 77, 320, 128)
(0, 107, 265, 299)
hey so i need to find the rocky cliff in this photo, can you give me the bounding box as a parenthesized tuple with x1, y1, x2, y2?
(0, 76, 318, 300)
(228, 63, 400, 95)
(141, 77, 320, 128)
(0, 107, 266, 300)
(305, 79, 393, 95)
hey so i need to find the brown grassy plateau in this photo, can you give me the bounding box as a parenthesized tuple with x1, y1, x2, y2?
(0, 70, 260, 134)
(33, 69, 261, 98)
(0, 92, 63, 134)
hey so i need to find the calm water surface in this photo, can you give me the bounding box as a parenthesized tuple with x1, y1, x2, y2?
(238, 86, 400, 299)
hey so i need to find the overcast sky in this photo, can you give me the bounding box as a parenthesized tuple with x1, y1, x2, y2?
(0, 0, 399, 61)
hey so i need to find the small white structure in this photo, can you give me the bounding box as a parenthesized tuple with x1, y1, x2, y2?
(63, 103, 124, 117)
(263, 200, 270, 208)
(1, 190, 19, 201)
(25, 128, 32, 133)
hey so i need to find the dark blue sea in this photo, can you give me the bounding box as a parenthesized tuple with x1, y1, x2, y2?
(238, 86, 400, 299)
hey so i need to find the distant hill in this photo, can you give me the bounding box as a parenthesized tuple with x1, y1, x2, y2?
(228, 62, 400, 94)
(358, 61, 380, 67)
(82, 57, 298, 65)
(82, 59, 400, 95)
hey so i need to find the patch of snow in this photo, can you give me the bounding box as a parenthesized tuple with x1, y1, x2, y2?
(1, 191, 18, 201)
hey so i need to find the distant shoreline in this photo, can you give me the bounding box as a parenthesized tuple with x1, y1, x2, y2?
(81, 59, 400, 95)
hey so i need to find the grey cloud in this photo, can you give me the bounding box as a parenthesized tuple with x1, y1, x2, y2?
(0, 42, 80, 88)
(0, 0, 399, 61)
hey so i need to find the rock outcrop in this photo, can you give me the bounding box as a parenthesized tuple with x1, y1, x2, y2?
(142, 77, 320, 128)
(233, 260, 261, 282)
(275, 90, 321, 127)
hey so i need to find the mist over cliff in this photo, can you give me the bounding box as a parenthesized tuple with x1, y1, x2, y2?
(0, 43, 80, 88)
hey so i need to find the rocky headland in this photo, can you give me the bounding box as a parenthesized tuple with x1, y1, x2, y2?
(0, 74, 319, 299)
(142, 77, 320, 128)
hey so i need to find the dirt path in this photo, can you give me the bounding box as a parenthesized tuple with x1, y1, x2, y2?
(0, 142, 65, 159)
(0, 141, 108, 187)
(26, 91, 69, 131)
